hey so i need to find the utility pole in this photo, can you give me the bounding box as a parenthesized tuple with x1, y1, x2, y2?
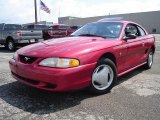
(34, 0, 38, 24)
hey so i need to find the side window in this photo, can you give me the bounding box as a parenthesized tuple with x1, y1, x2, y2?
(23, 26, 28, 29)
(125, 24, 140, 37)
(28, 25, 34, 29)
(137, 26, 146, 36)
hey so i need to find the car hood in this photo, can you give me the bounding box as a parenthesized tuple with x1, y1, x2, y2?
(17, 37, 120, 57)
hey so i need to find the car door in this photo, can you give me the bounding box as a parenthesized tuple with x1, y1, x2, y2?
(136, 26, 148, 62)
(124, 24, 145, 69)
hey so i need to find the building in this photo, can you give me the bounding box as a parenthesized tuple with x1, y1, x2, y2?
(58, 16, 81, 24)
(23, 21, 54, 26)
(58, 10, 160, 34)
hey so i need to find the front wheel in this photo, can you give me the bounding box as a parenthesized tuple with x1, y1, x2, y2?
(88, 58, 117, 94)
(144, 50, 154, 69)
(6, 40, 16, 51)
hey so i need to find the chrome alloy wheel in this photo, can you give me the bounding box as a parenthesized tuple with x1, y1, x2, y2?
(148, 51, 153, 67)
(8, 41, 14, 50)
(92, 64, 114, 90)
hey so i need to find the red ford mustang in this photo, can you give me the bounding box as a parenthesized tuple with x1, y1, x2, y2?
(9, 19, 155, 94)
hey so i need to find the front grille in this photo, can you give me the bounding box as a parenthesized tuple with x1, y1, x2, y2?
(12, 72, 39, 85)
(19, 55, 37, 64)
(12, 72, 57, 89)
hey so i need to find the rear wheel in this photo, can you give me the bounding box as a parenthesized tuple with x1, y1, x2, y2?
(88, 58, 117, 94)
(144, 49, 154, 69)
(6, 39, 16, 51)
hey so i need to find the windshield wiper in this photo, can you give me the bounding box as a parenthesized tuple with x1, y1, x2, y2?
(78, 34, 106, 39)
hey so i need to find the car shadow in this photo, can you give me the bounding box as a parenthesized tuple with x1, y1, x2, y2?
(0, 66, 146, 115)
(0, 46, 15, 53)
(0, 81, 95, 115)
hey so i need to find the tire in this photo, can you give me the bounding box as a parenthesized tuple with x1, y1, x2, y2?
(144, 49, 154, 69)
(6, 39, 16, 51)
(88, 58, 117, 94)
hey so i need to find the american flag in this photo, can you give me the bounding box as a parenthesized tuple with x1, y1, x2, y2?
(40, 0, 51, 14)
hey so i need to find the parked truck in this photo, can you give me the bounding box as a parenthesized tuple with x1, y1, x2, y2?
(0, 23, 43, 51)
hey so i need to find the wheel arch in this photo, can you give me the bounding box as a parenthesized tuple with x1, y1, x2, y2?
(98, 52, 117, 67)
(151, 45, 155, 54)
(6, 36, 14, 43)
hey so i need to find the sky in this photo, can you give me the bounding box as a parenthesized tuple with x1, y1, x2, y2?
(0, 0, 160, 24)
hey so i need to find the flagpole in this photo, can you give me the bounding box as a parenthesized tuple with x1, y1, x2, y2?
(34, 0, 38, 24)
(39, 0, 41, 22)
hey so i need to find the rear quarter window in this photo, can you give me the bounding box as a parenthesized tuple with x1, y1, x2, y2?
(138, 26, 146, 36)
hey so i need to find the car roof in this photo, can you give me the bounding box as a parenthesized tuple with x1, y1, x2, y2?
(96, 17, 139, 24)
(93, 20, 138, 25)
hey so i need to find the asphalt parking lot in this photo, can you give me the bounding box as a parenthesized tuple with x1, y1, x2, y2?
(0, 37, 160, 120)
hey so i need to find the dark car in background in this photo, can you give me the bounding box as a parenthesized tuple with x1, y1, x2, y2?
(23, 24, 80, 40)
(0, 23, 43, 51)
(43, 24, 78, 40)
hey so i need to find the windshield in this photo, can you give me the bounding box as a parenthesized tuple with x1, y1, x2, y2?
(59, 26, 70, 30)
(49, 25, 70, 30)
(71, 22, 123, 39)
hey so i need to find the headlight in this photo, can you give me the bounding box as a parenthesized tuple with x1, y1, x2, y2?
(13, 52, 18, 60)
(39, 58, 80, 68)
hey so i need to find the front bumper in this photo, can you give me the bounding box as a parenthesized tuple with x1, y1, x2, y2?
(9, 59, 96, 91)
(17, 39, 44, 43)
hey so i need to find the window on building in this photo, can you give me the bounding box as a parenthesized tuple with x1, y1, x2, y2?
(152, 28, 156, 33)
